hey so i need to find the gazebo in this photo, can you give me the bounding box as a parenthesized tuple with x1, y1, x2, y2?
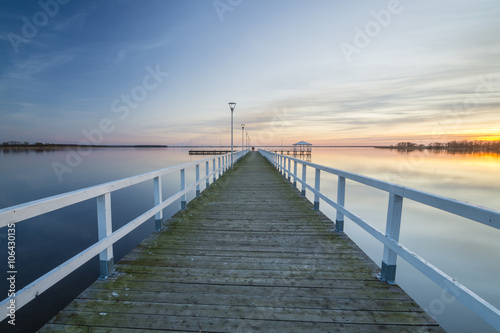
(293, 141, 312, 153)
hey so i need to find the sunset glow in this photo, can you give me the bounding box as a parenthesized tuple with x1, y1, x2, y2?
(475, 136, 500, 142)
(1, 1, 499, 146)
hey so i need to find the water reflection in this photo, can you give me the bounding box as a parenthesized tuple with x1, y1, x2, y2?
(1, 147, 499, 332)
(0, 148, 196, 332)
(1, 147, 68, 154)
(385, 146, 500, 158)
(309, 148, 500, 333)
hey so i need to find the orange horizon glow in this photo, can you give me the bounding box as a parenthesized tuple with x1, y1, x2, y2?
(473, 136, 500, 142)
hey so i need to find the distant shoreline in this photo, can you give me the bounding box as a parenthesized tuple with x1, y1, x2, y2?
(2, 144, 499, 155)
(1, 143, 380, 150)
(1, 144, 169, 150)
(376, 146, 500, 153)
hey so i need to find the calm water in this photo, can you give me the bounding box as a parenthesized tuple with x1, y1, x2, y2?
(0, 147, 499, 332)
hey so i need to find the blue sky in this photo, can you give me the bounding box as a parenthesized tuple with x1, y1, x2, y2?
(0, 0, 499, 146)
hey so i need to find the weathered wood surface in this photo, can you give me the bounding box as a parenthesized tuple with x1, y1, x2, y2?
(40, 152, 443, 332)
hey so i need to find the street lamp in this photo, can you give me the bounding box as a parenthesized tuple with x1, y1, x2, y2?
(241, 124, 245, 151)
(229, 102, 236, 168)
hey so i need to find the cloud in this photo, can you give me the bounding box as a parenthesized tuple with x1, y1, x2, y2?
(113, 39, 172, 64)
(52, 10, 88, 32)
(0, 50, 75, 92)
(1, 1, 499, 145)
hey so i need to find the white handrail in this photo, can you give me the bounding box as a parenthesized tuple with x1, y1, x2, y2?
(259, 149, 500, 331)
(0, 149, 249, 320)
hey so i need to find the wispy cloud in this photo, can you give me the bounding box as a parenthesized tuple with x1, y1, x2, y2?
(1, 51, 75, 89)
(52, 10, 88, 32)
(114, 39, 172, 64)
(1, 1, 499, 145)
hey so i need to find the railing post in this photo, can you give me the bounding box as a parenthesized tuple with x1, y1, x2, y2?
(301, 164, 307, 197)
(283, 156, 287, 178)
(195, 164, 200, 197)
(97, 193, 114, 279)
(280, 156, 283, 177)
(380, 193, 403, 284)
(287, 158, 291, 181)
(335, 176, 345, 232)
(215, 158, 218, 180)
(293, 160, 298, 188)
(314, 168, 320, 210)
(153, 176, 163, 231)
(206, 161, 210, 189)
(180, 168, 186, 209)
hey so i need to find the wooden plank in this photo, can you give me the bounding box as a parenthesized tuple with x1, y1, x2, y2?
(39, 151, 444, 332)
(78, 287, 419, 310)
(55, 300, 433, 325)
(84, 280, 415, 301)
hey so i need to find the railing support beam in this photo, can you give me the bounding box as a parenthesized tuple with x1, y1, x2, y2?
(314, 168, 320, 210)
(336, 176, 345, 232)
(287, 158, 291, 181)
(214, 158, 218, 181)
(293, 160, 298, 188)
(97, 193, 114, 279)
(180, 168, 186, 209)
(380, 193, 403, 284)
(301, 165, 307, 197)
(153, 176, 163, 231)
(206, 161, 210, 189)
(195, 164, 200, 197)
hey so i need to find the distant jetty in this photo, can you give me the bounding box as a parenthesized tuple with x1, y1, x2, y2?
(188, 150, 232, 155)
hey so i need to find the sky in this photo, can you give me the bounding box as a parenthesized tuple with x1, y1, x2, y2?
(0, 0, 499, 146)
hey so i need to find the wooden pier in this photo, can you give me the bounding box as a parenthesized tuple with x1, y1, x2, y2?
(39, 152, 443, 332)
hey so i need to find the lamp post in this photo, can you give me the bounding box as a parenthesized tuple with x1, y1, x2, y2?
(229, 102, 236, 168)
(241, 124, 245, 151)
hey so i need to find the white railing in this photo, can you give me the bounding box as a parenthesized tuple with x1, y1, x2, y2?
(0, 149, 249, 320)
(259, 149, 500, 330)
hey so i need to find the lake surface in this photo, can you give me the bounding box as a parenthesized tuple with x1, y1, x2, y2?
(0, 147, 499, 332)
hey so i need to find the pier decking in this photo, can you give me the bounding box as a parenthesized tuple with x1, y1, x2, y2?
(39, 152, 443, 332)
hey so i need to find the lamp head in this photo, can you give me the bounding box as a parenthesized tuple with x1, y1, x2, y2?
(228, 102, 236, 111)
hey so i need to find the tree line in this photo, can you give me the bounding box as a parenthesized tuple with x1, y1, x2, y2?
(392, 140, 500, 151)
(1, 142, 169, 148)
